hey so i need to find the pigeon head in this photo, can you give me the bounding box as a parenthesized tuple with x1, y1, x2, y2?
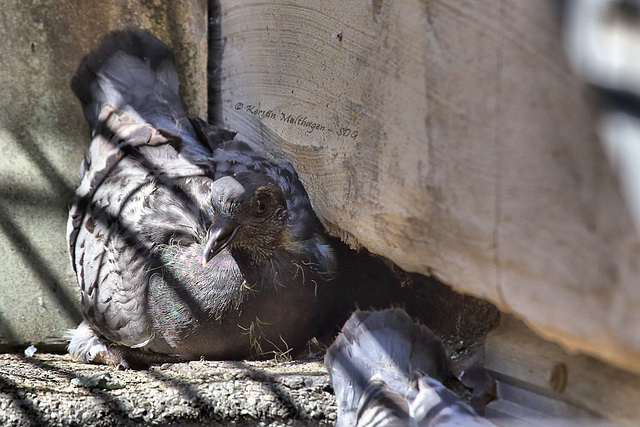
(202, 173, 289, 266)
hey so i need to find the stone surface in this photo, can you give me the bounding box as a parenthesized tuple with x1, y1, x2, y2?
(0, 353, 336, 426)
(0, 0, 207, 349)
(215, 0, 640, 374)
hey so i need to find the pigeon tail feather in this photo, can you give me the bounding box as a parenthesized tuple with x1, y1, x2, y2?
(71, 29, 207, 157)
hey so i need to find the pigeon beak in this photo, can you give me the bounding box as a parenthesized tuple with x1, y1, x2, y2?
(202, 218, 239, 267)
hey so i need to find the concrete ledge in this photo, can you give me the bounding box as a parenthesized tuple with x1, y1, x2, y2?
(0, 353, 336, 426)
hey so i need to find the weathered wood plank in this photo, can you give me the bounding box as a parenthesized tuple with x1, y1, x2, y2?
(486, 316, 640, 423)
(217, 0, 640, 373)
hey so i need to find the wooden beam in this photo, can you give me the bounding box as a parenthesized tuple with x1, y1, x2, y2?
(217, 0, 640, 374)
(486, 316, 640, 424)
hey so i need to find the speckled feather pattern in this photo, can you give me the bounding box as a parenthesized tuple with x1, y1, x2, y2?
(67, 30, 336, 366)
(325, 309, 494, 426)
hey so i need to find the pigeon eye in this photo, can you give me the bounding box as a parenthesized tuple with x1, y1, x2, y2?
(255, 195, 270, 217)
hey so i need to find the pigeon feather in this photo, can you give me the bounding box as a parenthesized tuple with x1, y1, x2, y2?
(325, 309, 494, 426)
(67, 30, 335, 368)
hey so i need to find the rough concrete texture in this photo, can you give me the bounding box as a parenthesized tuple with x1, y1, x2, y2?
(0, 0, 207, 348)
(0, 353, 336, 426)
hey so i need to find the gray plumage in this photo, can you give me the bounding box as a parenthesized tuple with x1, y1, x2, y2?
(325, 309, 494, 426)
(67, 30, 335, 368)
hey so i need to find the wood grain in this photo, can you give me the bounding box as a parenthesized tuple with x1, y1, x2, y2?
(217, 0, 640, 373)
(486, 316, 640, 422)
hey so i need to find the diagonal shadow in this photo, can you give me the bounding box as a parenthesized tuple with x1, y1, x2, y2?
(7, 355, 144, 424)
(67, 112, 218, 349)
(0, 373, 49, 426)
(6, 125, 75, 204)
(0, 311, 19, 346)
(0, 204, 82, 325)
(1, 353, 328, 425)
(143, 360, 316, 422)
(0, 127, 83, 334)
(235, 360, 305, 417)
(0, 183, 72, 208)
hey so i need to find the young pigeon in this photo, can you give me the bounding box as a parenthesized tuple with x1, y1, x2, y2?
(67, 30, 335, 368)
